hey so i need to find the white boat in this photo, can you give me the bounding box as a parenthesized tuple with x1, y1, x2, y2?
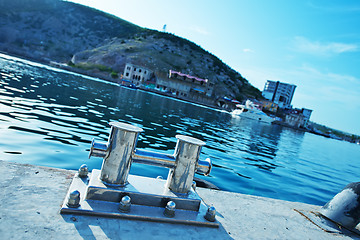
(231, 100, 274, 123)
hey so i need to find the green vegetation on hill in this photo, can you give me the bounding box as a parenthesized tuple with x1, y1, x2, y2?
(0, 0, 263, 101)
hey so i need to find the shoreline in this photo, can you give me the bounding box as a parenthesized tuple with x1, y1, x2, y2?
(1, 51, 354, 142)
(50, 61, 229, 111)
(0, 50, 228, 112)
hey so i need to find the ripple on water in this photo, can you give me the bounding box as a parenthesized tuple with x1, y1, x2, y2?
(1, 56, 360, 206)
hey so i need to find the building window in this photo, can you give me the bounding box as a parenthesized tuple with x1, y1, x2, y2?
(126, 73, 129, 77)
(134, 68, 137, 71)
(144, 71, 147, 74)
(139, 69, 142, 73)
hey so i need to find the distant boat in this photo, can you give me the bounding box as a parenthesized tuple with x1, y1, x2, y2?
(120, 83, 139, 90)
(231, 100, 274, 124)
(119, 79, 139, 90)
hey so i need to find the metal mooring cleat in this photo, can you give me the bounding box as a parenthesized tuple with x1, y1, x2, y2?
(60, 122, 217, 227)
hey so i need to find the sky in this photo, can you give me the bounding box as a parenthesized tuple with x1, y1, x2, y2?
(69, 0, 360, 135)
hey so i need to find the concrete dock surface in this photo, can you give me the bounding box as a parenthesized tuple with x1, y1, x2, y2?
(1, 160, 359, 240)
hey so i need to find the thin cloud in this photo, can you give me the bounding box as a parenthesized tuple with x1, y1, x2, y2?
(307, 1, 360, 13)
(299, 64, 359, 85)
(243, 48, 254, 53)
(292, 36, 358, 56)
(189, 26, 210, 35)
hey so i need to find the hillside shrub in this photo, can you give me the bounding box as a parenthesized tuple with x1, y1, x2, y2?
(110, 71, 118, 78)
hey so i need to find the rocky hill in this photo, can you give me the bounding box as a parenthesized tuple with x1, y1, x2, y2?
(0, 0, 262, 100)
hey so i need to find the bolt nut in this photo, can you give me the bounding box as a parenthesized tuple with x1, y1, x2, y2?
(78, 164, 88, 178)
(192, 181, 196, 190)
(67, 190, 80, 208)
(204, 206, 216, 222)
(164, 201, 176, 218)
(119, 195, 131, 212)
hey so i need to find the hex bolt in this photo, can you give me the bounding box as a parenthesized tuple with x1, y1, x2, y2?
(119, 195, 131, 213)
(192, 181, 196, 190)
(163, 201, 176, 218)
(78, 164, 89, 178)
(204, 206, 216, 222)
(67, 190, 80, 208)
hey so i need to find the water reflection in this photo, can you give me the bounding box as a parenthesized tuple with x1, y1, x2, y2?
(1, 55, 360, 206)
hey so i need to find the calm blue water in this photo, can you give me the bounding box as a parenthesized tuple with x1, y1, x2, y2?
(1, 54, 359, 206)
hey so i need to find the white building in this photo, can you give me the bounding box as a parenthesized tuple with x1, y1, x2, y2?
(262, 80, 296, 109)
(122, 63, 153, 86)
(301, 108, 313, 126)
(285, 108, 312, 128)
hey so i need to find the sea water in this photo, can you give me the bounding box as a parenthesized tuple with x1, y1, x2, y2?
(0, 54, 359, 206)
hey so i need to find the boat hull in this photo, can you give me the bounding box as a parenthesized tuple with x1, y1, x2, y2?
(231, 109, 274, 124)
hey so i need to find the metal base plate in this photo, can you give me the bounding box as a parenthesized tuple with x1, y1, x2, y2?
(60, 170, 219, 227)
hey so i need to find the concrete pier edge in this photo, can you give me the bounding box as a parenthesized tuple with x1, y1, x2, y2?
(1, 160, 359, 239)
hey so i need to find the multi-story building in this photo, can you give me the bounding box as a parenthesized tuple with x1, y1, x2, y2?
(262, 80, 296, 109)
(285, 108, 312, 128)
(122, 63, 215, 104)
(301, 108, 313, 127)
(154, 70, 214, 102)
(122, 63, 153, 86)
